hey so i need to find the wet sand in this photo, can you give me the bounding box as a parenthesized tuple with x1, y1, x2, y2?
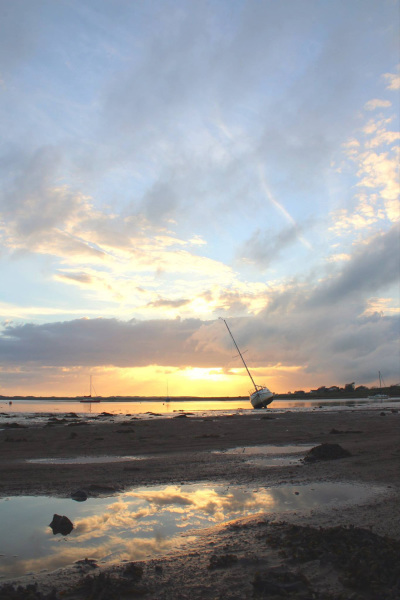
(1, 407, 399, 598)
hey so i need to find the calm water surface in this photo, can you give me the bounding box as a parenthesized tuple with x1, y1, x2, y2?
(1, 397, 399, 425)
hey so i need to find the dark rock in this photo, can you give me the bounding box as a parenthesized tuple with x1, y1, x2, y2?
(380, 412, 386, 416)
(4, 422, 26, 428)
(49, 514, 73, 535)
(174, 413, 187, 418)
(71, 490, 88, 502)
(304, 443, 352, 462)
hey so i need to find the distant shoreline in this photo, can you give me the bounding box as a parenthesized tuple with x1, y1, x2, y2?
(1, 389, 399, 401)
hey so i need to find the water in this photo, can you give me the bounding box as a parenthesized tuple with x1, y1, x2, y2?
(1, 396, 399, 427)
(27, 444, 315, 466)
(213, 444, 316, 467)
(0, 481, 386, 578)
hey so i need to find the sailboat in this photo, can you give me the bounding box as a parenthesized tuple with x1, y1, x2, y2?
(80, 375, 101, 403)
(221, 318, 274, 409)
(368, 371, 389, 400)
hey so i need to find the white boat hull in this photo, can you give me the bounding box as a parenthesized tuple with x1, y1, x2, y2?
(250, 387, 274, 408)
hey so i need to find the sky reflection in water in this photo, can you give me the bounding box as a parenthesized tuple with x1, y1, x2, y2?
(0, 481, 384, 578)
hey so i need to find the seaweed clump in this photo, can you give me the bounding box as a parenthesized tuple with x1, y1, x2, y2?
(67, 567, 147, 599)
(0, 583, 58, 600)
(266, 523, 400, 599)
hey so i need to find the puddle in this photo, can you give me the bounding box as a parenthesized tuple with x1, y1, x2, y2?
(27, 446, 314, 467)
(27, 455, 144, 465)
(0, 481, 386, 579)
(213, 444, 315, 467)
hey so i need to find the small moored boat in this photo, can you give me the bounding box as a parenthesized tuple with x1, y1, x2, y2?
(368, 371, 389, 400)
(80, 375, 101, 403)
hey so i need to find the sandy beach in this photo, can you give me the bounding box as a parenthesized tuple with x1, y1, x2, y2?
(1, 406, 399, 599)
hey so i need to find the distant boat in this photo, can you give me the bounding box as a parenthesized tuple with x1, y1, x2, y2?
(368, 371, 389, 400)
(80, 375, 101, 403)
(220, 318, 274, 409)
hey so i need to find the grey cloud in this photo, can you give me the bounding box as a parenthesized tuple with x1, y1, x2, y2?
(308, 224, 400, 307)
(0, 317, 216, 368)
(1, 290, 398, 387)
(239, 225, 304, 269)
(140, 179, 180, 225)
(57, 272, 93, 284)
(1, 146, 79, 237)
(146, 298, 191, 309)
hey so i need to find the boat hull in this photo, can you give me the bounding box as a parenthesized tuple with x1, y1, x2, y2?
(250, 388, 274, 409)
(80, 399, 101, 403)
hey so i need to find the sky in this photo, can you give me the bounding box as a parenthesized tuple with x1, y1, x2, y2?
(0, 0, 399, 397)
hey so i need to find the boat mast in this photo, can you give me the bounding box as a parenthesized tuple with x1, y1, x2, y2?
(220, 318, 258, 392)
(89, 375, 92, 397)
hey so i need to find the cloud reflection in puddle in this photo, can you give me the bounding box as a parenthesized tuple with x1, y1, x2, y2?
(0, 481, 386, 578)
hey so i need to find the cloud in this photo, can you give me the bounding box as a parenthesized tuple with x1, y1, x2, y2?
(1, 146, 80, 235)
(364, 99, 392, 111)
(332, 100, 399, 233)
(145, 298, 191, 309)
(0, 1, 399, 394)
(308, 225, 400, 306)
(383, 70, 400, 90)
(56, 272, 94, 285)
(239, 224, 309, 270)
(1, 223, 398, 387)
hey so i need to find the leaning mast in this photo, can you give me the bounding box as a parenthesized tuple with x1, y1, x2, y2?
(220, 318, 258, 392)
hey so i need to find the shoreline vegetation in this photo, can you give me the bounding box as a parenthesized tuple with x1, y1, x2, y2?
(1, 383, 400, 401)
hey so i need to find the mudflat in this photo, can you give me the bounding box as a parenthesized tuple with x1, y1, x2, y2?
(1, 407, 399, 599)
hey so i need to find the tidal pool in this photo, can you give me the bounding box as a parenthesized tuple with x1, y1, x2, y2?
(27, 455, 145, 465)
(213, 444, 315, 467)
(0, 481, 385, 578)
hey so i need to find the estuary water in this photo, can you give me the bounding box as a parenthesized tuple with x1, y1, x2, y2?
(1, 396, 400, 426)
